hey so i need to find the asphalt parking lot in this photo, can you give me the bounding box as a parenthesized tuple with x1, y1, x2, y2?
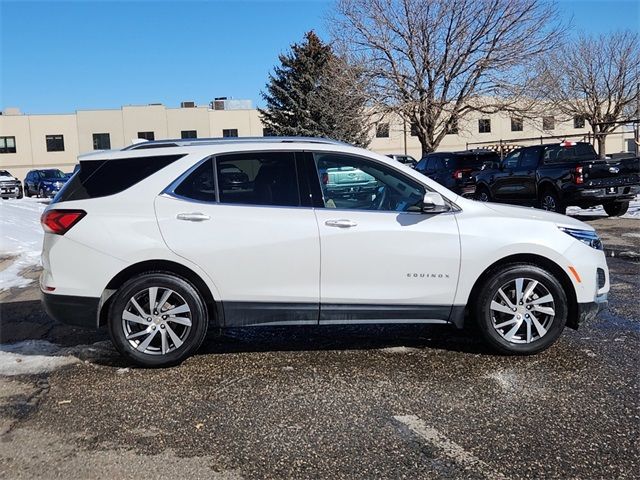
(0, 216, 638, 480)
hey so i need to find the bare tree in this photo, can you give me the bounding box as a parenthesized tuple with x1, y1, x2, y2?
(330, 0, 564, 155)
(534, 31, 640, 157)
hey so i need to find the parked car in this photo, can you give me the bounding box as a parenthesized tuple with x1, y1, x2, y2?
(42, 137, 609, 367)
(415, 150, 500, 198)
(24, 169, 69, 198)
(387, 154, 418, 167)
(0, 170, 23, 199)
(474, 142, 640, 216)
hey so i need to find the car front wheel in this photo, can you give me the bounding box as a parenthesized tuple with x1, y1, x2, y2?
(108, 272, 209, 367)
(539, 189, 565, 214)
(474, 264, 568, 355)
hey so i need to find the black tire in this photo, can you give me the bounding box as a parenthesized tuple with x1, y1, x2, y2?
(38, 187, 45, 199)
(24, 187, 31, 197)
(474, 264, 568, 355)
(16, 188, 23, 199)
(603, 201, 629, 217)
(476, 186, 492, 202)
(108, 272, 209, 367)
(539, 189, 565, 214)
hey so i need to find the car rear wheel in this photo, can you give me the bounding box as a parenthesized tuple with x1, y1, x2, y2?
(539, 189, 565, 214)
(108, 272, 209, 367)
(474, 264, 568, 355)
(602, 201, 629, 217)
(38, 187, 45, 198)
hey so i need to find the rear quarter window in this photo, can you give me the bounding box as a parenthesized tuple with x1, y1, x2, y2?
(53, 154, 185, 203)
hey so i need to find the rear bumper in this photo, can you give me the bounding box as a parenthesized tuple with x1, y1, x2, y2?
(41, 292, 99, 329)
(564, 185, 639, 203)
(576, 293, 608, 326)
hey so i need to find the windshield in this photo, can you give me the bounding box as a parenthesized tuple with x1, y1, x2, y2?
(0, 170, 10, 176)
(41, 169, 65, 179)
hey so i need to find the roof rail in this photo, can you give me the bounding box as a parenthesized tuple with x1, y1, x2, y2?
(122, 136, 349, 151)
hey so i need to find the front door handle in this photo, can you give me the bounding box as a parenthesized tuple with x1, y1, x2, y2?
(177, 212, 210, 222)
(325, 219, 357, 228)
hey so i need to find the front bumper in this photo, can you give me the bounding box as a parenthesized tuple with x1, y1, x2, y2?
(0, 184, 21, 198)
(41, 291, 100, 329)
(576, 293, 608, 325)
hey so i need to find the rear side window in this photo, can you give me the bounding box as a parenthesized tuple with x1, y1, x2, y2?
(215, 152, 300, 207)
(54, 154, 185, 203)
(543, 143, 597, 163)
(174, 158, 215, 202)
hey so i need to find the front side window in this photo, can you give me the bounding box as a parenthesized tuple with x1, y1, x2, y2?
(0, 136, 17, 154)
(174, 158, 215, 201)
(222, 129, 238, 138)
(478, 119, 491, 133)
(314, 153, 425, 212)
(216, 152, 299, 207)
(519, 148, 540, 169)
(93, 133, 111, 150)
(46, 134, 65, 152)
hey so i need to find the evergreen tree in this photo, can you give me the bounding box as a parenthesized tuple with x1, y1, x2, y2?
(259, 31, 370, 147)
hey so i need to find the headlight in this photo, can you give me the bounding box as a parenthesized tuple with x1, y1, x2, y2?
(559, 227, 603, 250)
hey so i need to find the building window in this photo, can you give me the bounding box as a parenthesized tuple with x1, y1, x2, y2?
(511, 117, 523, 132)
(262, 128, 275, 137)
(573, 116, 585, 129)
(222, 129, 238, 138)
(0, 136, 16, 154)
(92, 133, 111, 150)
(478, 119, 491, 133)
(410, 122, 419, 137)
(181, 130, 197, 139)
(445, 117, 458, 135)
(138, 131, 155, 141)
(542, 116, 555, 131)
(46, 134, 65, 152)
(375, 123, 390, 138)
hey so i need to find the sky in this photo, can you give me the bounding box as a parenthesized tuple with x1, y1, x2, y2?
(1, 0, 639, 114)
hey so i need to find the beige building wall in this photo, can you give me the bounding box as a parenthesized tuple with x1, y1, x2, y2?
(77, 109, 125, 152)
(1, 102, 635, 181)
(167, 107, 211, 139)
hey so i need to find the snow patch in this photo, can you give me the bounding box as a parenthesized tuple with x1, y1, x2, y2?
(0, 198, 47, 291)
(0, 340, 116, 376)
(566, 194, 640, 219)
(380, 346, 421, 354)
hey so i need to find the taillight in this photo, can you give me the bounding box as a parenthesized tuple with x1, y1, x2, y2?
(41, 209, 86, 235)
(573, 166, 584, 184)
(452, 169, 471, 180)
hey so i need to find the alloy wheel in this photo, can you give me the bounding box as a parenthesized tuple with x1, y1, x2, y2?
(490, 278, 555, 344)
(121, 287, 192, 355)
(541, 195, 556, 211)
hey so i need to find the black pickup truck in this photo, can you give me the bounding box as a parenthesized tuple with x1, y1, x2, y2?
(474, 142, 639, 216)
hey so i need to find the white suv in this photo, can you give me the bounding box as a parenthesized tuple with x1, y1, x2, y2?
(40, 138, 609, 367)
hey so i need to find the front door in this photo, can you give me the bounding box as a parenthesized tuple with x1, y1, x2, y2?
(309, 152, 461, 324)
(155, 152, 320, 326)
(491, 150, 521, 201)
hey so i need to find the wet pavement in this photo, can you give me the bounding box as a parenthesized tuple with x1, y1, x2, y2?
(0, 218, 638, 479)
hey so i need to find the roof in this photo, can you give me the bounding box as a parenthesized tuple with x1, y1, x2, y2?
(121, 136, 348, 151)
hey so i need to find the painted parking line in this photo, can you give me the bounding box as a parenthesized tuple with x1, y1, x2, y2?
(393, 415, 508, 480)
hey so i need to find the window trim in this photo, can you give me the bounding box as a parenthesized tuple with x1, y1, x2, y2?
(309, 151, 447, 214)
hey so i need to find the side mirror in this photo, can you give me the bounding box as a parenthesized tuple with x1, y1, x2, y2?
(422, 192, 449, 213)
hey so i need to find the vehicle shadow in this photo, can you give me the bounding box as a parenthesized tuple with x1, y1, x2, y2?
(0, 299, 492, 366)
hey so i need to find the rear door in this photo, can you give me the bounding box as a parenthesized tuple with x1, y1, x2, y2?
(510, 146, 541, 200)
(491, 150, 521, 200)
(155, 151, 320, 326)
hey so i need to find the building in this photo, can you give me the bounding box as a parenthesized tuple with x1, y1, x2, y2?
(0, 100, 635, 180)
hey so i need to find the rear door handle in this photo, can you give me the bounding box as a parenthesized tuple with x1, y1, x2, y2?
(325, 219, 358, 228)
(176, 212, 210, 222)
